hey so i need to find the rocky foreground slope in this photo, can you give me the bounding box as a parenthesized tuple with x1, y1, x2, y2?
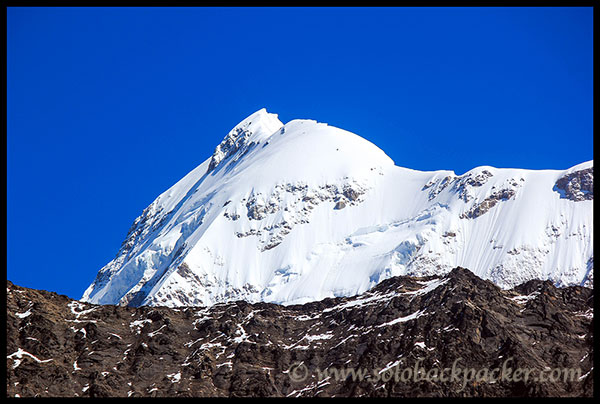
(7, 268, 594, 397)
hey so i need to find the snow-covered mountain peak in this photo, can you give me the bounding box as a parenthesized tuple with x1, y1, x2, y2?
(207, 111, 395, 192)
(82, 109, 593, 308)
(207, 108, 283, 172)
(231, 107, 283, 137)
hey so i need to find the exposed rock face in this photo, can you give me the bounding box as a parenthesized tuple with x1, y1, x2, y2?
(208, 127, 256, 173)
(455, 169, 494, 203)
(460, 189, 517, 219)
(422, 170, 496, 204)
(207, 108, 283, 173)
(554, 168, 593, 201)
(423, 175, 454, 201)
(7, 268, 593, 397)
(234, 181, 366, 251)
(334, 200, 346, 210)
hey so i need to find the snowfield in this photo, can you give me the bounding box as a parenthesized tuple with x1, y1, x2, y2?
(82, 108, 593, 307)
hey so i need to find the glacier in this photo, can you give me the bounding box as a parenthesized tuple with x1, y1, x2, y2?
(81, 108, 593, 307)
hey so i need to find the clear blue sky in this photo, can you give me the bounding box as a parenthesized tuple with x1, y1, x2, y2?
(7, 7, 593, 299)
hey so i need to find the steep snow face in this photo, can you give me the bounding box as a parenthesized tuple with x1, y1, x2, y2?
(81, 109, 593, 307)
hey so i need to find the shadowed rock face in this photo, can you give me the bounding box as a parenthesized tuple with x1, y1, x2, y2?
(554, 168, 593, 201)
(6, 268, 593, 398)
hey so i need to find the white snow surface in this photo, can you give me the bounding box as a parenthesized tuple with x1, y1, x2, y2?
(81, 108, 593, 307)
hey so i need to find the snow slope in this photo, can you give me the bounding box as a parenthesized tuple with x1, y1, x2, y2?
(82, 108, 593, 307)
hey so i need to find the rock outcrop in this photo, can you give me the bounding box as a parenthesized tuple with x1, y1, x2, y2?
(554, 168, 593, 201)
(7, 268, 593, 397)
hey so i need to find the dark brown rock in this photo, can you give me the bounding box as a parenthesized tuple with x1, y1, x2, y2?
(554, 168, 593, 201)
(6, 268, 593, 397)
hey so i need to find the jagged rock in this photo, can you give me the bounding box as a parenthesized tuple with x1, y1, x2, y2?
(554, 168, 593, 201)
(6, 268, 593, 397)
(423, 175, 455, 201)
(460, 189, 516, 219)
(455, 170, 494, 202)
(334, 200, 346, 210)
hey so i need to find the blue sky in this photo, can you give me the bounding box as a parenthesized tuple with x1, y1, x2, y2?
(7, 7, 593, 299)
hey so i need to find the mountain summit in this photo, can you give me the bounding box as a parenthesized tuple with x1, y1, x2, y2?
(82, 109, 593, 307)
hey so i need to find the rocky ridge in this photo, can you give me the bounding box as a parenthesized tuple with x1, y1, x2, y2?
(7, 268, 594, 397)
